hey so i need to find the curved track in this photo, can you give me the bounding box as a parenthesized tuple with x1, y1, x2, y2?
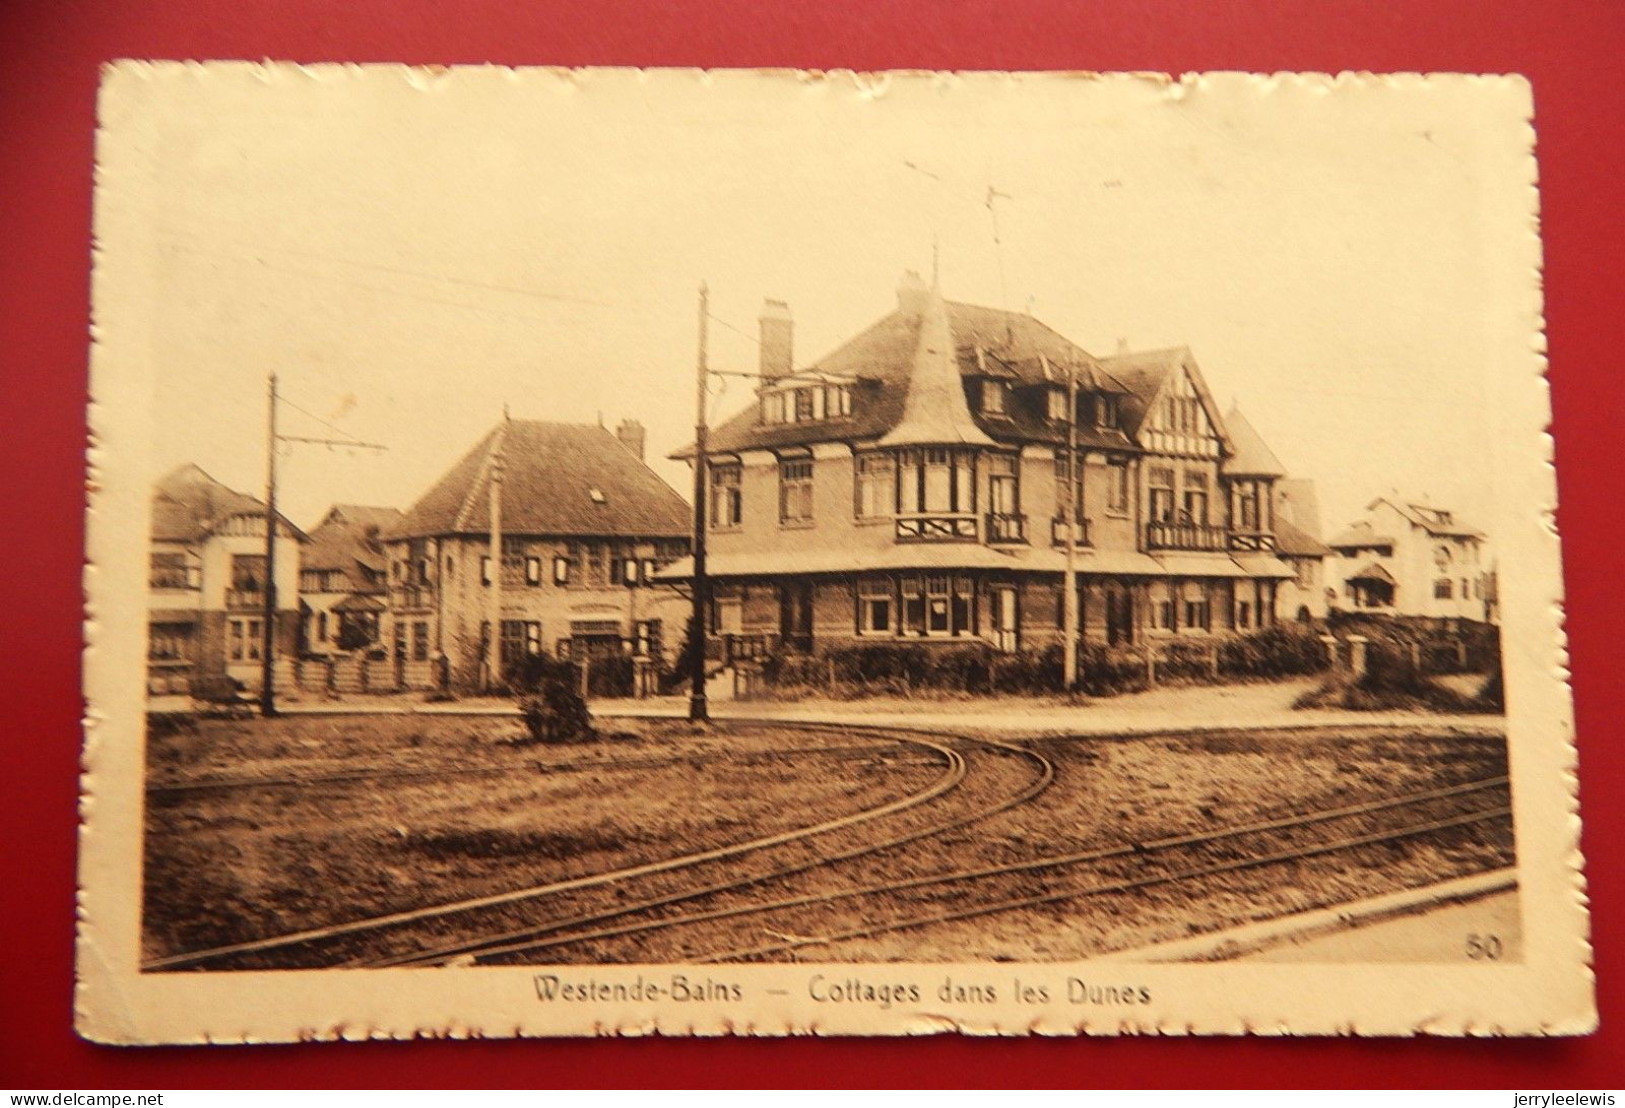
(144, 721, 995, 971)
(369, 721, 1056, 968)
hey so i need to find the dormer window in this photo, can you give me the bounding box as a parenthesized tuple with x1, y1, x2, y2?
(981, 379, 1009, 415)
(1096, 395, 1119, 429)
(760, 379, 854, 426)
(589, 487, 606, 505)
(1046, 388, 1067, 422)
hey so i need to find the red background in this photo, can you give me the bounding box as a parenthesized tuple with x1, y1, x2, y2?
(2, 0, 1621, 1088)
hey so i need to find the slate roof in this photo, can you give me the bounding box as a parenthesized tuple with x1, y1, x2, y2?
(151, 464, 306, 543)
(1274, 478, 1324, 539)
(1096, 347, 1237, 460)
(679, 292, 1140, 459)
(878, 283, 994, 448)
(1274, 517, 1333, 558)
(1327, 521, 1396, 550)
(303, 506, 402, 591)
(389, 420, 691, 541)
(1222, 407, 1287, 478)
(1347, 561, 1397, 585)
(1375, 497, 1486, 540)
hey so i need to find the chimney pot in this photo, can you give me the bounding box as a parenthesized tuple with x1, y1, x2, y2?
(615, 418, 646, 462)
(758, 298, 793, 383)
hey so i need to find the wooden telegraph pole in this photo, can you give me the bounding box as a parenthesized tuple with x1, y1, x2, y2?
(259, 371, 386, 718)
(485, 422, 506, 690)
(689, 282, 711, 723)
(260, 373, 281, 718)
(1062, 357, 1080, 693)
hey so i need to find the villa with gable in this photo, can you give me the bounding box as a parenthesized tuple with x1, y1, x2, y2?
(661, 271, 1319, 656)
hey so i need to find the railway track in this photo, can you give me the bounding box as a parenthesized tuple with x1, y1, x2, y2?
(144, 720, 1051, 971)
(144, 717, 1510, 971)
(443, 774, 1511, 966)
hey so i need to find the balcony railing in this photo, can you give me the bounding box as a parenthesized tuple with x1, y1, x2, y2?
(1050, 517, 1094, 548)
(984, 512, 1028, 545)
(1228, 529, 1278, 552)
(149, 568, 200, 590)
(896, 513, 978, 542)
(1145, 521, 1229, 552)
(391, 584, 437, 610)
(224, 588, 265, 610)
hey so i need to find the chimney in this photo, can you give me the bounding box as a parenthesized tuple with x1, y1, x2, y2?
(758, 299, 793, 383)
(615, 418, 646, 462)
(896, 269, 930, 317)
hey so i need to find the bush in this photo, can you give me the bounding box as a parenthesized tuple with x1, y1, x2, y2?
(1218, 625, 1329, 679)
(146, 711, 197, 740)
(508, 654, 596, 744)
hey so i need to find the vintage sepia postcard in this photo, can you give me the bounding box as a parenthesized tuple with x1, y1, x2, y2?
(78, 64, 1591, 1042)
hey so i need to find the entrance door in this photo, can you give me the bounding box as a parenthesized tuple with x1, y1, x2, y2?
(1105, 582, 1135, 646)
(779, 581, 814, 653)
(991, 585, 1019, 653)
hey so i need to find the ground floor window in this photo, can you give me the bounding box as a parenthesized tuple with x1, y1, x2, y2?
(1435, 577, 1454, 599)
(228, 618, 263, 662)
(1235, 600, 1252, 630)
(500, 620, 543, 666)
(633, 619, 662, 657)
(411, 620, 430, 661)
(879, 573, 976, 638)
(857, 577, 893, 634)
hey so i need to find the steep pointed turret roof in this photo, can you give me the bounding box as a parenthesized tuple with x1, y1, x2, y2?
(878, 282, 996, 448)
(151, 463, 307, 543)
(1223, 406, 1287, 478)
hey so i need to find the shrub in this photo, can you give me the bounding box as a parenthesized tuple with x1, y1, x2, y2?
(146, 711, 197, 740)
(508, 654, 596, 744)
(1218, 625, 1329, 679)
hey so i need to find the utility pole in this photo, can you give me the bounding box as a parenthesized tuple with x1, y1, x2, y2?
(1062, 357, 1080, 693)
(485, 421, 506, 690)
(258, 372, 387, 718)
(689, 282, 711, 723)
(260, 373, 281, 718)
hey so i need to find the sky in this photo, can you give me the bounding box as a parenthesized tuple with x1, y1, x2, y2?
(111, 66, 1537, 538)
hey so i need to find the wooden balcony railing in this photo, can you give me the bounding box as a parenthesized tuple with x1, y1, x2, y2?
(224, 588, 265, 610)
(391, 585, 437, 610)
(984, 512, 1028, 545)
(149, 568, 200, 590)
(1228, 529, 1279, 552)
(1145, 521, 1229, 552)
(895, 513, 979, 542)
(1050, 517, 1094, 548)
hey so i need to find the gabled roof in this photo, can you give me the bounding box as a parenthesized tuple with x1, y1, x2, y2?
(1370, 496, 1485, 540)
(1097, 346, 1236, 456)
(151, 464, 306, 543)
(389, 420, 691, 541)
(320, 504, 405, 532)
(679, 281, 1139, 459)
(1222, 406, 1287, 478)
(303, 506, 402, 590)
(1327, 520, 1396, 550)
(1347, 561, 1397, 585)
(1274, 517, 1333, 558)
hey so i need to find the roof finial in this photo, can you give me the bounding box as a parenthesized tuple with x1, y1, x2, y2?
(502, 402, 511, 422)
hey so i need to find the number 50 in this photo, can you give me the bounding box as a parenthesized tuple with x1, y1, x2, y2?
(1466, 933, 1503, 960)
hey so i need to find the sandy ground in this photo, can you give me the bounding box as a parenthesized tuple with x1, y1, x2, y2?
(142, 705, 1514, 968)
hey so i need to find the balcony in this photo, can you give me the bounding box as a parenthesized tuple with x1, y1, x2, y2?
(896, 513, 978, 543)
(1050, 517, 1094, 548)
(1228, 529, 1278, 552)
(391, 584, 437, 610)
(224, 588, 265, 611)
(985, 512, 1028, 545)
(1145, 521, 1229, 552)
(149, 567, 200, 591)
